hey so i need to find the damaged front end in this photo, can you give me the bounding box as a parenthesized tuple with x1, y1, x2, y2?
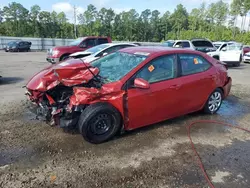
(25, 59, 102, 129)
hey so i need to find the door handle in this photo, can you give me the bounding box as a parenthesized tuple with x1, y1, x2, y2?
(169, 84, 181, 89)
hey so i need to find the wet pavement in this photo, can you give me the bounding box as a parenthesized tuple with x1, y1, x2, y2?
(1, 52, 250, 188)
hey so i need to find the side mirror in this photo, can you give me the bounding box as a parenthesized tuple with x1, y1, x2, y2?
(102, 52, 108, 56)
(134, 78, 150, 89)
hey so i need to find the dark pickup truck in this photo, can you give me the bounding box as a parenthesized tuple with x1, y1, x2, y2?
(46, 36, 112, 64)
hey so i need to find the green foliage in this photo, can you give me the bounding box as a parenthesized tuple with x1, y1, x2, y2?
(1, 1, 250, 44)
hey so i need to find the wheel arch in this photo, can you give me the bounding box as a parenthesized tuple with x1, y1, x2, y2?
(213, 55, 219, 60)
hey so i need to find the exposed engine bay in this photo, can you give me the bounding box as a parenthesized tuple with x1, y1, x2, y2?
(26, 78, 103, 128)
(24, 58, 122, 129)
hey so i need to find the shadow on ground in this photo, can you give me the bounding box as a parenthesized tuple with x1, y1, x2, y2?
(228, 63, 249, 70)
(0, 77, 24, 85)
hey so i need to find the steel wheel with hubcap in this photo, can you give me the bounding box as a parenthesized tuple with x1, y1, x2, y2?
(204, 89, 223, 114)
(90, 113, 113, 135)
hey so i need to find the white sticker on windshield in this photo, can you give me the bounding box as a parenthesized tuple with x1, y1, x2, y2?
(134, 52, 150, 56)
(59, 61, 71, 66)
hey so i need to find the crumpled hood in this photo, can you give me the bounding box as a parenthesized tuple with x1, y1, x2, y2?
(26, 58, 99, 92)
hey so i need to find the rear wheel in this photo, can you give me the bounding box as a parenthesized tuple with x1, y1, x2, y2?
(78, 103, 122, 144)
(204, 88, 223, 114)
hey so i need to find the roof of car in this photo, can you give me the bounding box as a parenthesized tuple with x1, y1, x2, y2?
(174, 40, 191, 42)
(104, 43, 137, 47)
(120, 46, 196, 56)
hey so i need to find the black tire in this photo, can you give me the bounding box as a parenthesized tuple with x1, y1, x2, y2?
(78, 103, 122, 144)
(60, 54, 69, 61)
(236, 56, 242, 67)
(204, 88, 223, 114)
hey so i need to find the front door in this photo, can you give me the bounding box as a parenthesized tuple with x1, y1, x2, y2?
(126, 54, 182, 130)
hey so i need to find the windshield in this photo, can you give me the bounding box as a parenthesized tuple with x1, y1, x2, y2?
(86, 44, 110, 54)
(91, 52, 147, 83)
(7, 41, 17, 47)
(162, 41, 175, 47)
(214, 44, 221, 49)
(226, 43, 243, 51)
(69, 38, 86, 46)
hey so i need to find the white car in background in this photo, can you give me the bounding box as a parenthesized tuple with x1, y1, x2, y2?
(163, 38, 217, 53)
(69, 43, 137, 63)
(172, 40, 196, 50)
(243, 51, 250, 63)
(219, 43, 243, 67)
(207, 41, 236, 60)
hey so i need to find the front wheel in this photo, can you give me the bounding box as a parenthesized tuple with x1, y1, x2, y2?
(204, 89, 223, 114)
(78, 103, 122, 144)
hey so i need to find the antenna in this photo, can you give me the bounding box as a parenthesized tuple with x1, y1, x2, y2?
(78, 58, 101, 83)
(73, 5, 77, 38)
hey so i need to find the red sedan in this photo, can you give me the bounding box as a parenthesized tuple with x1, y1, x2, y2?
(25, 47, 232, 144)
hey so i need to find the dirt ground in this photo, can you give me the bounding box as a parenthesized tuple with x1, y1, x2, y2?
(0, 51, 250, 188)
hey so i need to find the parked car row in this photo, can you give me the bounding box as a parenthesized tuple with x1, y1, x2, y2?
(162, 39, 250, 67)
(25, 36, 232, 144)
(163, 38, 217, 53)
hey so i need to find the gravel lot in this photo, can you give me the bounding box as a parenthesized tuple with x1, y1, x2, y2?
(0, 51, 250, 188)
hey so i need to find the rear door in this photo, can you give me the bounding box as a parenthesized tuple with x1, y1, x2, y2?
(176, 53, 215, 113)
(126, 54, 183, 130)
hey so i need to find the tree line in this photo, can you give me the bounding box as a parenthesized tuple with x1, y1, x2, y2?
(1, 0, 250, 44)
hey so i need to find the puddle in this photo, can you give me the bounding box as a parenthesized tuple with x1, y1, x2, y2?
(218, 97, 250, 117)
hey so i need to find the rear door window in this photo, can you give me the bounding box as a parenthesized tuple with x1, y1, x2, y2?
(98, 38, 109, 44)
(175, 42, 190, 48)
(182, 42, 190, 48)
(86, 39, 96, 47)
(178, 54, 211, 76)
(19, 42, 24, 46)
